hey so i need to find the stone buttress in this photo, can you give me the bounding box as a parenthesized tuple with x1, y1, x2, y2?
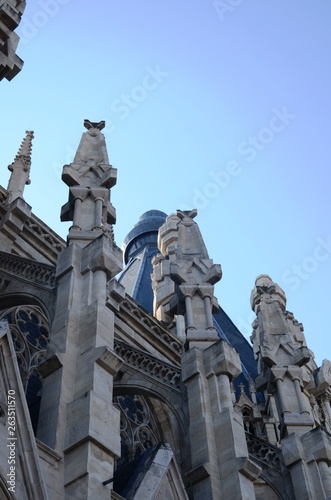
(251, 274, 331, 499)
(152, 210, 261, 499)
(37, 120, 123, 499)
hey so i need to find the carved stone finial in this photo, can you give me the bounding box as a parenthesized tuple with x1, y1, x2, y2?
(6, 130, 34, 202)
(83, 119, 105, 131)
(61, 120, 118, 247)
(250, 274, 287, 312)
(152, 209, 222, 347)
(8, 130, 34, 172)
(176, 209, 197, 220)
(248, 373, 256, 394)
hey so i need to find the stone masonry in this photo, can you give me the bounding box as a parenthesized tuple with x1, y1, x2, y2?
(0, 121, 330, 499)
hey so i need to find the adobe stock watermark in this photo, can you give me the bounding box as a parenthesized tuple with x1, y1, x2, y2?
(282, 236, 331, 292)
(104, 65, 169, 134)
(51, 144, 75, 179)
(191, 106, 295, 209)
(7, 389, 16, 494)
(51, 65, 169, 176)
(235, 310, 256, 339)
(213, 0, 244, 22)
(19, 0, 71, 44)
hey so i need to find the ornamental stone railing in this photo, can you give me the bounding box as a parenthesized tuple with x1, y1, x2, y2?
(120, 297, 183, 357)
(114, 339, 181, 391)
(246, 432, 281, 471)
(0, 251, 56, 288)
(25, 218, 65, 253)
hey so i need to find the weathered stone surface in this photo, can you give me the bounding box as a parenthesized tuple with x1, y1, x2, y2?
(152, 210, 222, 348)
(0, 1, 26, 81)
(1, 120, 331, 499)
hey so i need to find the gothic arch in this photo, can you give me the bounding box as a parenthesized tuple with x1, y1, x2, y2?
(113, 383, 187, 476)
(254, 471, 292, 500)
(113, 382, 185, 434)
(113, 394, 162, 468)
(0, 293, 53, 325)
(0, 302, 51, 432)
(241, 405, 256, 435)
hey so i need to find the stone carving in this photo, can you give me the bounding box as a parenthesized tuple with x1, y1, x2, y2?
(120, 297, 183, 355)
(251, 275, 317, 437)
(113, 394, 160, 466)
(114, 339, 181, 390)
(246, 433, 281, 471)
(7, 130, 33, 202)
(0, 305, 50, 390)
(0, 251, 56, 288)
(152, 210, 222, 347)
(316, 359, 331, 391)
(25, 219, 65, 253)
(251, 274, 311, 369)
(0, 1, 26, 81)
(61, 120, 117, 242)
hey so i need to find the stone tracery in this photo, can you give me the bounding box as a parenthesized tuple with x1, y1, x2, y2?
(113, 394, 160, 467)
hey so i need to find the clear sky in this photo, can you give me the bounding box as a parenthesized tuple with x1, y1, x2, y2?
(1, 1, 330, 365)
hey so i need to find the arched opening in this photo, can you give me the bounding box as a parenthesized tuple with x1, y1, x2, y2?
(0, 304, 50, 433)
(113, 394, 162, 469)
(112, 387, 187, 497)
(242, 407, 255, 435)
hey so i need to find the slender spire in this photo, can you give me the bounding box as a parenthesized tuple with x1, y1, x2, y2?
(7, 130, 34, 202)
(250, 274, 315, 437)
(152, 209, 222, 347)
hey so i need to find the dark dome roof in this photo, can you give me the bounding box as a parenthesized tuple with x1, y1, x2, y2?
(122, 210, 167, 264)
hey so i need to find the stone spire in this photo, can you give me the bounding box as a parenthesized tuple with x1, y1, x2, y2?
(61, 120, 117, 246)
(37, 121, 123, 497)
(152, 209, 222, 348)
(250, 274, 314, 436)
(251, 275, 331, 496)
(152, 211, 261, 497)
(6, 130, 33, 203)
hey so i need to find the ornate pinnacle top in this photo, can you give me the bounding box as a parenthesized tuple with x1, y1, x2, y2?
(84, 119, 105, 131)
(6, 130, 34, 202)
(8, 130, 34, 172)
(250, 274, 287, 311)
(64, 119, 111, 180)
(61, 120, 118, 246)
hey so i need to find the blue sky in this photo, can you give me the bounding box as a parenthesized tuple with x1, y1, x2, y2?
(1, 1, 330, 365)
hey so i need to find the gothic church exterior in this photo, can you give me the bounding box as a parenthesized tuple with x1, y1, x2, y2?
(0, 120, 331, 499)
(1, 2, 331, 499)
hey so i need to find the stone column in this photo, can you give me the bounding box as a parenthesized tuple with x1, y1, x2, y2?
(182, 348, 222, 499)
(283, 428, 331, 500)
(203, 294, 214, 329)
(218, 373, 233, 409)
(318, 460, 331, 498)
(271, 367, 288, 416)
(204, 340, 261, 500)
(184, 295, 195, 330)
(72, 197, 83, 228)
(94, 197, 104, 228)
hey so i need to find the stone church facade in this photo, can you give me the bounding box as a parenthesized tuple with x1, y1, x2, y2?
(0, 119, 331, 499)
